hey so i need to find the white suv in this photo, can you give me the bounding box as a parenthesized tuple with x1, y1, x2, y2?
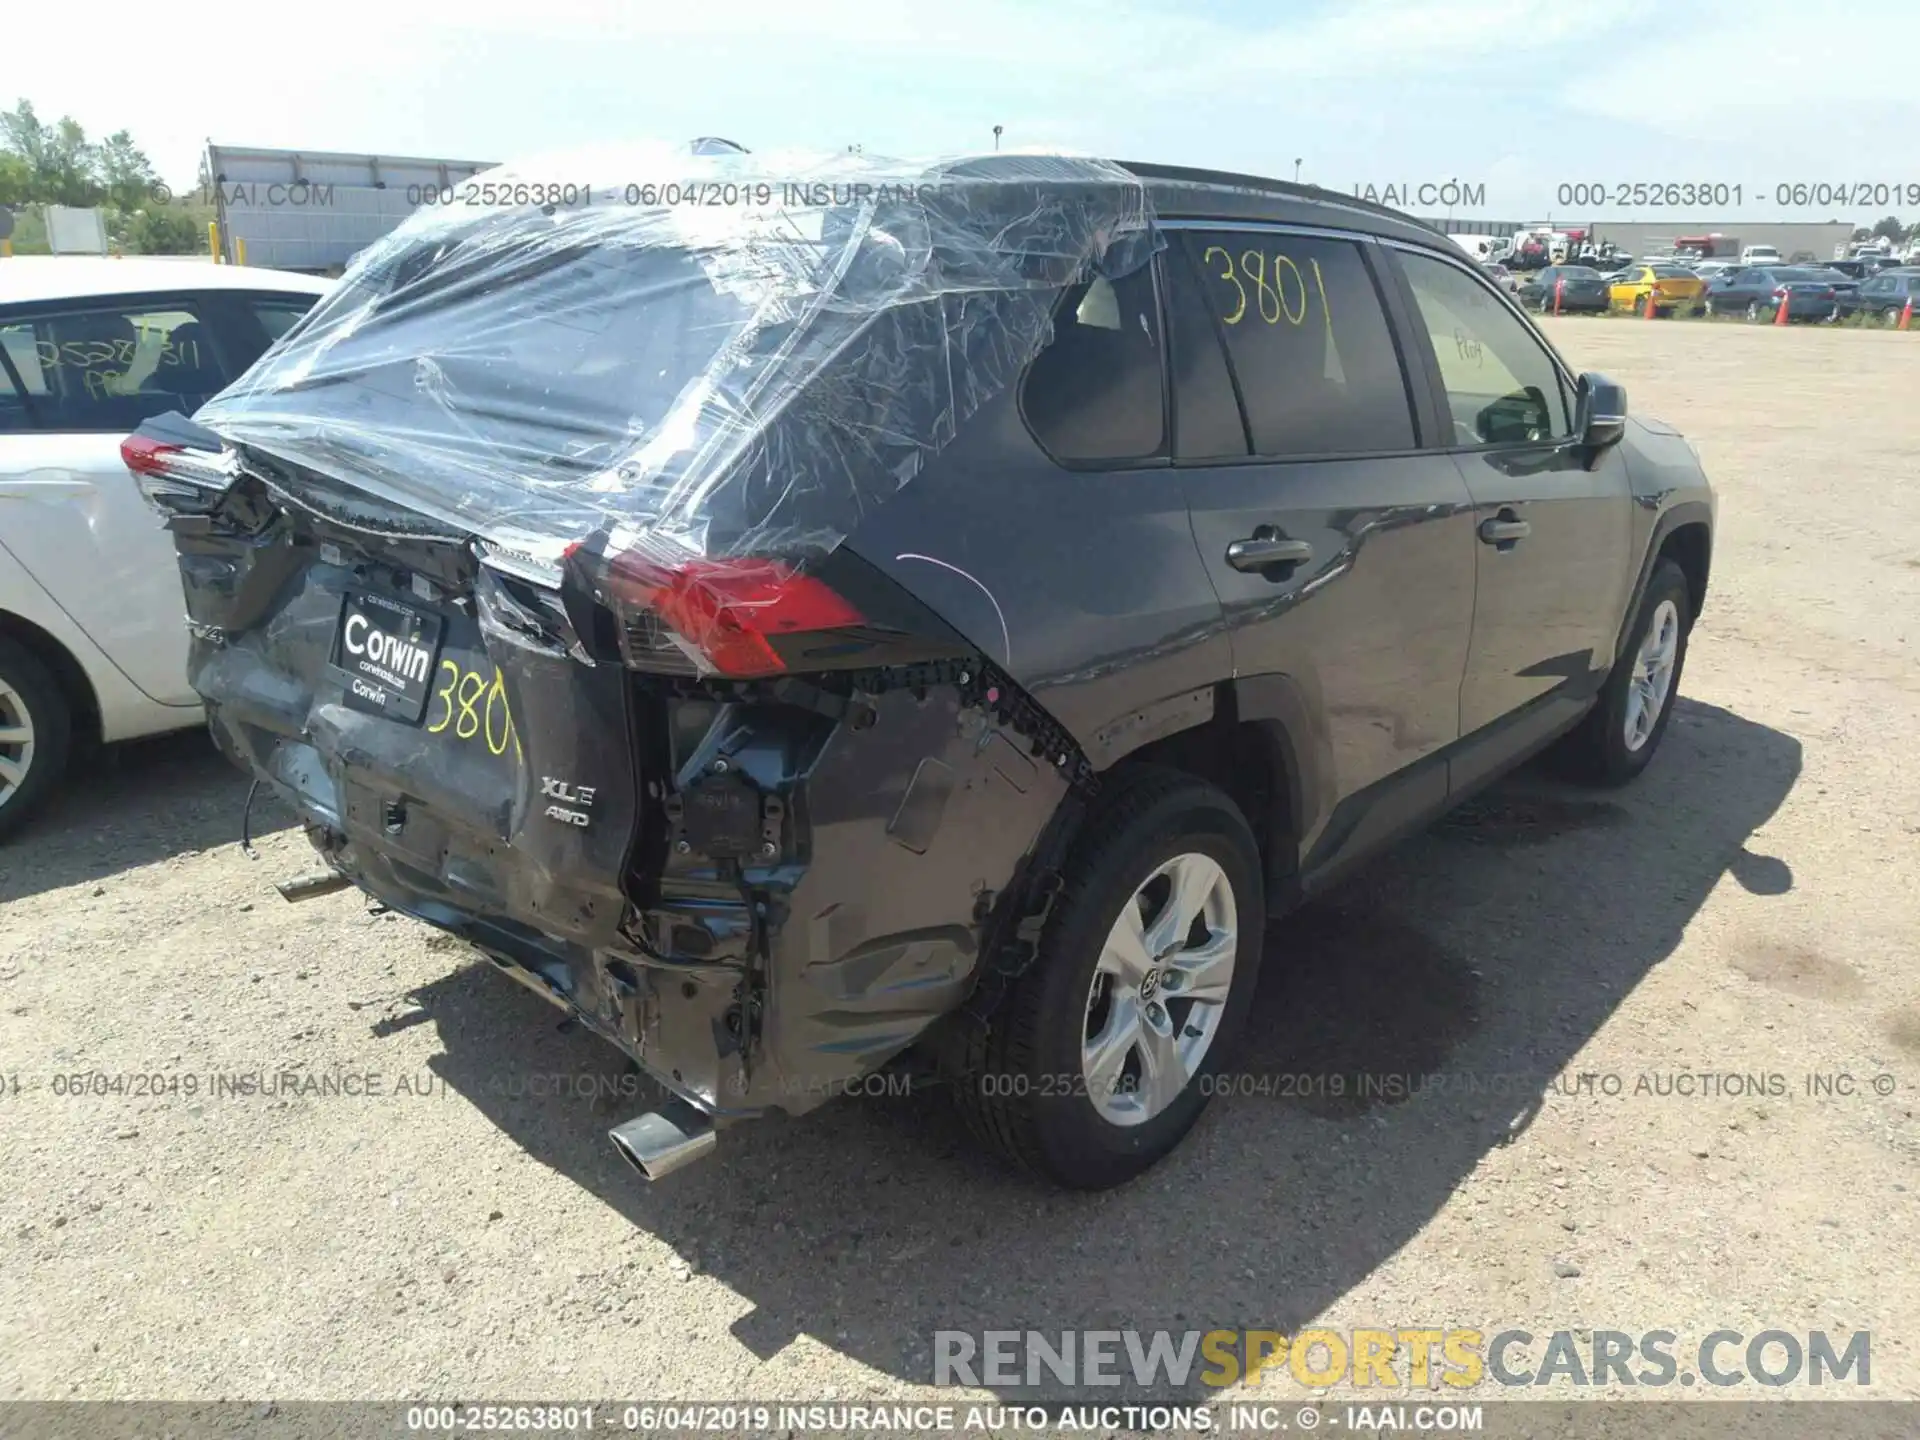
(0, 258, 331, 837)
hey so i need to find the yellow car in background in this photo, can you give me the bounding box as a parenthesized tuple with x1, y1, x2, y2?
(1609, 263, 1707, 316)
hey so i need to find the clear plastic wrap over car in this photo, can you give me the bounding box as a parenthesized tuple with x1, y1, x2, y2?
(194, 146, 1157, 664)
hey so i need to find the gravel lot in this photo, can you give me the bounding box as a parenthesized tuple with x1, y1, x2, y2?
(2, 319, 1917, 1406)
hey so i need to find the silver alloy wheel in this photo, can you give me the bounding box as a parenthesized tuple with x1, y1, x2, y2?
(1623, 598, 1680, 753)
(0, 678, 34, 809)
(1081, 851, 1237, 1127)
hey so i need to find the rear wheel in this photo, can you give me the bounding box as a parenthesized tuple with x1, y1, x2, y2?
(1551, 559, 1692, 787)
(950, 768, 1264, 1189)
(0, 638, 72, 842)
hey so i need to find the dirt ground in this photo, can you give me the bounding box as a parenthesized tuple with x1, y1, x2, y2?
(2, 319, 1917, 1407)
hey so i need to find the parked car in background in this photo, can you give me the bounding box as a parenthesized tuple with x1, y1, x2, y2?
(1608, 263, 1706, 316)
(0, 258, 330, 838)
(1740, 244, 1783, 266)
(1481, 261, 1519, 293)
(127, 153, 1716, 1188)
(1835, 267, 1920, 323)
(1517, 264, 1611, 313)
(1700, 266, 1842, 321)
(1812, 266, 1861, 310)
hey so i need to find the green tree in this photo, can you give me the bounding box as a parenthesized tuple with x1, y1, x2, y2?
(0, 100, 101, 206)
(0, 148, 32, 206)
(1870, 215, 1907, 244)
(96, 129, 159, 210)
(113, 203, 206, 256)
(2, 100, 196, 254)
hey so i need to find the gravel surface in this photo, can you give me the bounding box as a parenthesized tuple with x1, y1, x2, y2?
(2, 319, 1917, 1405)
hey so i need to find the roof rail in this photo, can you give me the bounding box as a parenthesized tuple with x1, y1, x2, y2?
(1115, 160, 1437, 225)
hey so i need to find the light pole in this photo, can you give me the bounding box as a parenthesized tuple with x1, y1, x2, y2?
(993, 125, 1003, 151)
(1293, 157, 1302, 183)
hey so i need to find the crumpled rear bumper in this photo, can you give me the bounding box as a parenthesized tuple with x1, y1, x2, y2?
(179, 513, 1074, 1121)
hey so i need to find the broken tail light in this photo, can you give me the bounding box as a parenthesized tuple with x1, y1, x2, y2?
(601, 552, 868, 679)
(122, 421, 237, 512)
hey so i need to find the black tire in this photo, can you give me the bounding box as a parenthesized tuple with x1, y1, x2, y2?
(949, 767, 1265, 1189)
(0, 637, 73, 843)
(1551, 559, 1692, 788)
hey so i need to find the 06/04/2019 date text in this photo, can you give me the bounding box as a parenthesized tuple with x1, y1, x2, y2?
(1555, 181, 1920, 209)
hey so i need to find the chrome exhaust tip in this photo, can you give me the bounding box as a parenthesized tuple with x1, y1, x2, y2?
(609, 1097, 717, 1181)
(275, 870, 354, 902)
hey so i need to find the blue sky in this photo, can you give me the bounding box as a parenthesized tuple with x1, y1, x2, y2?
(17, 0, 1920, 224)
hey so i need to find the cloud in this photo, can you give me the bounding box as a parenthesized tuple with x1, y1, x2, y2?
(24, 0, 1905, 214)
(1563, 0, 1916, 149)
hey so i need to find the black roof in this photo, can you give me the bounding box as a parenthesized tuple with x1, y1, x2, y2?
(1113, 160, 1452, 252)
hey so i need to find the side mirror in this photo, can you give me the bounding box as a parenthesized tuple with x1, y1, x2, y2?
(1575, 372, 1627, 453)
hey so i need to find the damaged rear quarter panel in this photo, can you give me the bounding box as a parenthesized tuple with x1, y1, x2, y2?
(640, 675, 1070, 1115)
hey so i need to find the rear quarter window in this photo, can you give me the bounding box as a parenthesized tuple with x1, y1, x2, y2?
(1020, 266, 1167, 463)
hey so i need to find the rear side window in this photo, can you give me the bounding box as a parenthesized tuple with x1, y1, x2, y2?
(1178, 231, 1415, 457)
(250, 296, 318, 346)
(1021, 267, 1166, 463)
(1397, 251, 1571, 445)
(0, 301, 232, 434)
(0, 322, 44, 433)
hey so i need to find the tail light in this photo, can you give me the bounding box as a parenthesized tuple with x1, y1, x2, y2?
(121, 433, 238, 510)
(601, 552, 866, 679)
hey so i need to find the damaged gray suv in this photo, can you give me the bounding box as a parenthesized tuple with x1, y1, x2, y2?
(127, 151, 1714, 1190)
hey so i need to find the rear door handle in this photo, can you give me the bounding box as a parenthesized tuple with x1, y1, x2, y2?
(1226, 536, 1314, 572)
(1478, 516, 1531, 545)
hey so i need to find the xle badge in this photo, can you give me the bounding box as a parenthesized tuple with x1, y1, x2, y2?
(542, 776, 597, 829)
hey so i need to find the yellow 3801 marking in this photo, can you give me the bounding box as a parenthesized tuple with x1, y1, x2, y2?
(1201, 245, 1336, 342)
(425, 660, 522, 759)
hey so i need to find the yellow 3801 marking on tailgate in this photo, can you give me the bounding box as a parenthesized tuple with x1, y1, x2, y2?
(426, 660, 522, 759)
